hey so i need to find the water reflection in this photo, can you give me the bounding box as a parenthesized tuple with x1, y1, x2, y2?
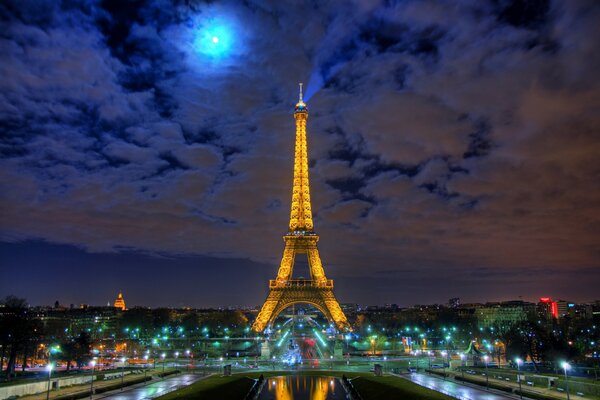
(258, 375, 346, 400)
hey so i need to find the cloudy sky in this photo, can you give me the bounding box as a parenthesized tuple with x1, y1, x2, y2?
(1, 0, 599, 308)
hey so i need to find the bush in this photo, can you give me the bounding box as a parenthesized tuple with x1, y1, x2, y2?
(454, 375, 512, 393)
(94, 376, 152, 394)
(53, 390, 92, 400)
(454, 375, 555, 400)
(514, 390, 554, 400)
(158, 370, 180, 378)
(425, 369, 449, 378)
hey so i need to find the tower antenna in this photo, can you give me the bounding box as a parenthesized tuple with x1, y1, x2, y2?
(299, 82, 303, 103)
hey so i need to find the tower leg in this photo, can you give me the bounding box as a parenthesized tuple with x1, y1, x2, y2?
(275, 243, 296, 282)
(252, 290, 283, 332)
(307, 245, 327, 284)
(322, 291, 351, 331)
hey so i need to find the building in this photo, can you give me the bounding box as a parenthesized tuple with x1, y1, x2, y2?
(556, 300, 574, 319)
(538, 297, 558, 319)
(114, 292, 126, 311)
(476, 302, 532, 330)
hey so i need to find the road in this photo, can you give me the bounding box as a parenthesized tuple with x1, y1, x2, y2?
(95, 373, 208, 400)
(404, 373, 515, 400)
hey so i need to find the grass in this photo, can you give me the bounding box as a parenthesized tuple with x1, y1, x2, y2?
(156, 375, 255, 399)
(155, 370, 455, 400)
(350, 375, 455, 400)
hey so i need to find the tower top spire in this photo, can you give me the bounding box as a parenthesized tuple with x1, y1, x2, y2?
(295, 82, 307, 113)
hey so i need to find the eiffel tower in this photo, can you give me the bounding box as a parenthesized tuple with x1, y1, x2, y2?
(252, 84, 351, 333)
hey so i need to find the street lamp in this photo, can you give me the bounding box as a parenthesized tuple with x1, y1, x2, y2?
(185, 350, 191, 372)
(120, 357, 126, 391)
(174, 352, 179, 368)
(441, 352, 447, 380)
(89, 360, 96, 400)
(516, 358, 523, 400)
(330, 355, 334, 370)
(562, 362, 571, 400)
(161, 353, 166, 374)
(483, 355, 489, 389)
(459, 354, 465, 379)
(143, 355, 149, 385)
(46, 363, 53, 400)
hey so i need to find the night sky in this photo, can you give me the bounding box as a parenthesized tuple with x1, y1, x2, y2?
(1, 0, 599, 308)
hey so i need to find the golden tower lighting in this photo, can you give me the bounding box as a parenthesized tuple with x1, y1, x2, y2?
(252, 84, 350, 332)
(114, 291, 126, 311)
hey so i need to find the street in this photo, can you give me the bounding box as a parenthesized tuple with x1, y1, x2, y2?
(404, 372, 514, 400)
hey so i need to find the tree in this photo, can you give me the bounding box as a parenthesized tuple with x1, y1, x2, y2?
(61, 332, 92, 370)
(0, 296, 44, 380)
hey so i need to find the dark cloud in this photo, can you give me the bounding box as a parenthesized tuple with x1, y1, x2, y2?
(1, 0, 599, 306)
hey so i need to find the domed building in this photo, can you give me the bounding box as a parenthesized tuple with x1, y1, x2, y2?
(113, 292, 126, 311)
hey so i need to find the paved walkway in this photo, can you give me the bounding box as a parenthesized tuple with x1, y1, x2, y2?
(402, 373, 514, 400)
(21, 371, 205, 400)
(96, 373, 209, 400)
(446, 371, 588, 400)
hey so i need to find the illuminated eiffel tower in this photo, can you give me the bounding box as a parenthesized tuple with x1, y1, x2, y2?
(252, 84, 351, 333)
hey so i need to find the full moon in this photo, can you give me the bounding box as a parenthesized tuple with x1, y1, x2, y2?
(191, 18, 237, 59)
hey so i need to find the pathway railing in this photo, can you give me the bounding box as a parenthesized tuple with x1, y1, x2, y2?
(244, 374, 265, 400)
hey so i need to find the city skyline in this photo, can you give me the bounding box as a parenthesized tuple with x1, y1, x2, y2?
(2, 0, 600, 307)
(2, 241, 597, 309)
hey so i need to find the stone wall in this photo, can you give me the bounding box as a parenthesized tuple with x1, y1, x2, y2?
(0, 371, 135, 399)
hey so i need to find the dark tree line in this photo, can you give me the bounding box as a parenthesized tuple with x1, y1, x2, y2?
(500, 319, 582, 371)
(0, 296, 43, 380)
(59, 332, 93, 371)
(0, 296, 94, 380)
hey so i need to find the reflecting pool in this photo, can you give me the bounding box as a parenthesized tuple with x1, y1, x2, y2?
(257, 375, 347, 400)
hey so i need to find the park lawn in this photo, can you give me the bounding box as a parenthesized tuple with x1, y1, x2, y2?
(156, 370, 454, 400)
(156, 375, 255, 399)
(350, 375, 455, 400)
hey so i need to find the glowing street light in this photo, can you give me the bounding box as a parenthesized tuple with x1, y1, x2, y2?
(46, 363, 53, 400)
(89, 360, 96, 399)
(515, 358, 523, 400)
(144, 355, 149, 385)
(161, 353, 166, 374)
(562, 362, 571, 400)
(120, 357, 126, 391)
(441, 351, 447, 380)
(483, 355, 489, 389)
(428, 351, 434, 371)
